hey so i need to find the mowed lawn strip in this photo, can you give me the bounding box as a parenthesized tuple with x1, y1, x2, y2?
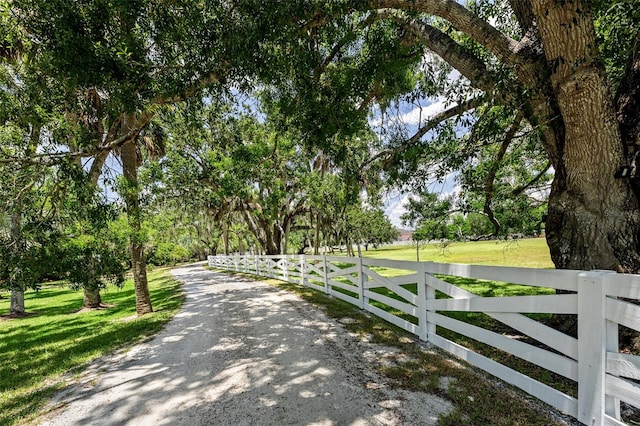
(359, 237, 554, 269)
(0, 267, 185, 426)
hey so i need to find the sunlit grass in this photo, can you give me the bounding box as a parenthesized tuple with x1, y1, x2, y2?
(0, 268, 185, 426)
(361, 237, 554, 268)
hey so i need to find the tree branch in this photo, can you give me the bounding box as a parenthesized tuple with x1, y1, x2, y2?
(371, 95, 485, 165)
(512, 162, 552, 196)
(483, 112, 523, 235)
(374, 0, 539, 84)
(89, 150, 110, 185)
(507, 0, 535, 36)
(150, 69, 223, 105)
(379, 10, 501, 92)
(0, 112, 153, 167)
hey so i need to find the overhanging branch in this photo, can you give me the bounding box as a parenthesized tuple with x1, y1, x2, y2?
(373, 0, 540, 85)
(371, 95, 486, 166)
(512, 162, 552, 196)
(483, 112, 523, 235)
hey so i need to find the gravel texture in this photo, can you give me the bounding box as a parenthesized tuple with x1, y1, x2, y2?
(38, 263, 452, 425)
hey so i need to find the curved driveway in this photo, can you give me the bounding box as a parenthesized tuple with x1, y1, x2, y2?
(39, 263, 451, 425)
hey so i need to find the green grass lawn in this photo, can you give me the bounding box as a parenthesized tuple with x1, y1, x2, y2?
(361, 237, 554, 268)
(328, 238, 556, 324)
(0, 268, 185, 426)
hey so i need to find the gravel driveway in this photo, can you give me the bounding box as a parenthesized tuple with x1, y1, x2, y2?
(39, 263, 452, 425)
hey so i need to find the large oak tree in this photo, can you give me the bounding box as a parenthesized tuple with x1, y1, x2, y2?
(266, 0, 640, 272)
(378, 0, 640, 272)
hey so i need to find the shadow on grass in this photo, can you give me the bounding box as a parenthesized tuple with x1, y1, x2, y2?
(0, 272, 185, 426)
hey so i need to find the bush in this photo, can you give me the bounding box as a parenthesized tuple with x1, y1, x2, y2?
(148, 242, 190, 266)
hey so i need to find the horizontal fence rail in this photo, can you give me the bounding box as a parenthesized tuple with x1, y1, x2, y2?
(208, 254, 640, 426)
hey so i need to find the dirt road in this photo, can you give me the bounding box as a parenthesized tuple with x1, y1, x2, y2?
(39, 263, 452, 425)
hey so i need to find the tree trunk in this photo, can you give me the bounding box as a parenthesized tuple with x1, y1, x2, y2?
(313, 212, 320, 255)
(222, 222, 230, 255)
(83, 287, 102, 308)
(264, 235, 280, 255)
(121, 136, 153, 315)
(533, 1, 640, 272)
(10, 290, 25, 315)
(237, 233, 245, 255)
(9, 213, 25, 315)
(131, 242, 152, 314)
(282, 219, 290, 255)
(239, 208, 280, 255)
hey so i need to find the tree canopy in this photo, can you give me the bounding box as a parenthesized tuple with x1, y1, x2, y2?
(254, 0, 640, 271)
(2, 0, 640, 281)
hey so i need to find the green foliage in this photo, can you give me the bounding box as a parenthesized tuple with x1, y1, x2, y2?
(4, 0, 637, 271)
(148, 242, 190, 266)
(60, 230, 127, 292)
(0, 224, 53, 292)
(413, 219, 449, 243)
(12, 0, 257, 112)
(259, 8, 424, 151)
(153, 98, 386, 256)
(594, 0, 640, 88)
(347, 207, 399, 249)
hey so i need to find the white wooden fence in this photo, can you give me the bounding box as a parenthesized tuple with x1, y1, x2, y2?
(207, 254, 640, 425)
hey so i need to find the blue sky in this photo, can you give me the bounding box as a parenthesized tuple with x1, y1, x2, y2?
(370, 81, 466, 229)
(383, 174, 458, 229)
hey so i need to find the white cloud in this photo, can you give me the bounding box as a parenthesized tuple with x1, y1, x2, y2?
(398, 97, 448, 126)
(383, 191, 412, 228)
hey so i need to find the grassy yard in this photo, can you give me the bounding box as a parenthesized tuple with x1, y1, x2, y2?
(360, 237, 554, 269)
(0, 268, 185, 426)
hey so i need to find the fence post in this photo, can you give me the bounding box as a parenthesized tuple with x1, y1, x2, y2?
(283, 256, 289, 282)
(416, 262, 428, 342)
(299, 255, 305, 286)
(577, 270, 615, 425)
(356, 257, 365, 309)
(606, 316, 621, 420)
(271, 256, 276, 278)
(323, 255, 330, 295)
(425, 263, 436, 340)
